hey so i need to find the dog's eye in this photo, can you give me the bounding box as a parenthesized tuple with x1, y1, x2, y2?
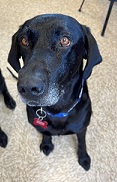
(60, 37, 70, 47)
(21, 37, 29, 47)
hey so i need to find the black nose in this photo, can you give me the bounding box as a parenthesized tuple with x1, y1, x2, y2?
(18, 78, 45, 96)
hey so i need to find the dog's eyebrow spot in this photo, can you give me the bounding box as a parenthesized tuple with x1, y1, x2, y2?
(52, 26, 64, 37)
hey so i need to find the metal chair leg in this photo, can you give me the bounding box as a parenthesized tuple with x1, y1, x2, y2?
(78, 0, 86, 11)
(101, 0, 114, 36)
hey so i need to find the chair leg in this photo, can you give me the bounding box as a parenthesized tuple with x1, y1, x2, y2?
(78, 0, 86, 11)
(101, 0, 114, 36)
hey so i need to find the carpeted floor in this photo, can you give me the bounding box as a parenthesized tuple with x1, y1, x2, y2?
(0, 0, 117, 181)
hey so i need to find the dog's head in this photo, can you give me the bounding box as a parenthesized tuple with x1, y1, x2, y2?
(8, 14, 102, 106)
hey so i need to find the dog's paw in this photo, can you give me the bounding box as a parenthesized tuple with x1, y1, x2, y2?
(78, 154, 91, 171)
(4, 97, 16, 110)
(40, 143, 54, 156)
(0, 130, 8, 148)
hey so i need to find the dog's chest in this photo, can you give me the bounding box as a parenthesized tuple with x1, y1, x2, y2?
(33, 116, 69, 135)
(28, 111, 82, 136)
(27, 105, 88, 136)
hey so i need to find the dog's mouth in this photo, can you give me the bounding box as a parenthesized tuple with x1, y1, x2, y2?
(27, 101, 42, 107)
(21, 96, 58, 107)
(20, 86, 64, 107)
(26, 101, 54, 107)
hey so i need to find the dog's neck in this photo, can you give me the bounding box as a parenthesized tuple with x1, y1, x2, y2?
(47, 79, 84, 118)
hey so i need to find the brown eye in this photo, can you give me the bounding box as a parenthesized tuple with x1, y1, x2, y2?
(60, 37, 70, 47)
(21, 37, 29, 46)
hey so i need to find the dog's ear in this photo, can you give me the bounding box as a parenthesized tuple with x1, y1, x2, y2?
(8, 31, 21, 73)
(81, 26, 102, 80)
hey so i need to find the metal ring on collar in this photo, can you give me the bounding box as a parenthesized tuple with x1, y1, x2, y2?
(36, 107, 47, 120)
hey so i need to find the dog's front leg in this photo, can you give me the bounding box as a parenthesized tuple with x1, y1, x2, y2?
(77, 129, 91, 171)
(0, 128, 8, 148)
(2, 83, 16, 110)
(40, 135, 54, 156)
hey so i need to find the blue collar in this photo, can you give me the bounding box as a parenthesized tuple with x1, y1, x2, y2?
(47, 79, 84, 118)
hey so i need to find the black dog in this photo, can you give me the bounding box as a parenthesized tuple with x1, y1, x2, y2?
(8, 14, 102, 170)
(0, 69, 16, 147)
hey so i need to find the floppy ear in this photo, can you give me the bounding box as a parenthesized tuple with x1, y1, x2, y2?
(8, 31, 21, 73)
(81, 26, 102, 80)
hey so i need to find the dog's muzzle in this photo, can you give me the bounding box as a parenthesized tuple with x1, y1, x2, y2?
(17, 77, 60, 107)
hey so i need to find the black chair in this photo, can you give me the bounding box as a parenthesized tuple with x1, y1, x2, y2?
(78, 0, 117, 36)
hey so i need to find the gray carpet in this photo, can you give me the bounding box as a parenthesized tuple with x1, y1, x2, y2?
(0, 0, 117, 181)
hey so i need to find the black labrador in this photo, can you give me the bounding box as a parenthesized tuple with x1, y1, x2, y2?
(0, 69, 16, 147)
(8, 14, 102, 170)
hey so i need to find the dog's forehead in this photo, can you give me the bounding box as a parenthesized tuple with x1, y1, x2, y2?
(22, 14, 83, 38)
